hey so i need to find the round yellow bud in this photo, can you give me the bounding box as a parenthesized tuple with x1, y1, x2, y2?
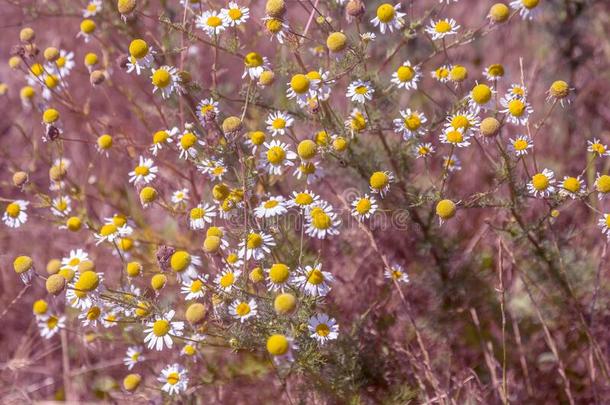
(274, 293, 297, 315)
(59, 268, 75, 282)
(19, 27, 35, 42)
(66, 216, 82, 231)
(80, 19, 96, 34)
(97, 134, 113, 150)
(151, 273, 167, 290)
(13, 255, 33, 274)
(480, 117, 501, 137)
(259, 70, 275, 86)
(8, 56, 21, 69)
(266, 334, 289, 356)
(332, 136, 348, 152)
(449, 65, 468, 82)
(436, 199, 456, 220)
(549, 80, 570, 99)
(33, 299, 48, 315)
(42, 108, 60, 124)
(12, 171, 28, 187)
(128, 39, 148, 59)
(297, 139, 317, 160)
(326, 32, 347, 53)
(185, 303, 207, 325)
(203, 235, 221, 253)
(46, 258, 61, 275)
(75, 270, 99, 291)
(265, 0, 286, 18)
(222, 116, 242, 133)
(84, 52, 98, 67)
(212, 183, 230, 201)
(123, 374, 141, 392)
(126, 261, 142, 277)
(46, 274, 66, 295)
(489, 3, 510, 23)
(139, 186, 157, 205)
(43, 47, 60, 62)
(249, 267, 264, 283)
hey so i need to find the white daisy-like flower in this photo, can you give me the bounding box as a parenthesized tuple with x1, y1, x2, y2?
(150, 127, 178, 155)
(286, 73, 319, 107)
(369, 171, 395, 198)
(3, 200, 29, 228)
(263, 16, 289, 43)
(306, 69, 333, 101)
(501, 96, 533, 126)
(128, 156, 158, 185)
(197, 159, 227, 181)
(595, 173, 610, 200)
(79, 305, 103, 327)
(294, 263, 334, 297)
(124, 346, 144, 370)
(384, 264, 410, 283)
(169, 251, 202, 282)
(431, 65, 451, 82)
(293, 161, 322, 184)
(510, 0, 541, 20)
(483, 64, 505, 81)
(370, 3, 406, 34)
(346, 80, 374, 104)
(126, 40, 155, 75)
(83, 0, 102, 17)
(101, 310, 119, 328)
(351, 194, 378, 221)
(51, 50, 75, 77)
(221, 2, 249, 26)
(38, 314, 66, 339)
(393, 109, 427, 139)
(196, 98, 219, 124)
(266, 263, 293, 291)
(598, 214, 610, 239)
(308, 313, 339, 345)
(238, 231, 275, 260)
(360, 32, 377, 42)
(196, 10, 227, 37)
(305, 202, 341, 239)
(559, 176, 585, 199)
(189, 203, 217, 230)
(50, 195, 71, 217)
(528, 168, 556, 198)
(177, 129, 205, 159)
(391, 61, 421, 90)
(440, 127, 471, 148)
(229, 298, 258, 322)
(260, 140, 297, 175)
(180, 276, 209, 300)
(443, 155, 462, 172)
(265, 111, 294, 136)
(254, 196, 288, 218)
(345, 108, 368, 136)
(214, 268, 242, 292)
(242, 52, 270, 80)
(468, 83, 495, 112)
(171, 188, 189, 204)
(587, 138, 609, 157)
(506, 84, 528, 100)
(143, 310, 184, 351)
(288, 190, 321, 211)
(159, 363, 189, 396)
(425, 18, 460, 40)
(508, 135, 533, 156)
(61, 249, 89, 271)
(445, 111, 480, 134)
(151, 65, 183, 99)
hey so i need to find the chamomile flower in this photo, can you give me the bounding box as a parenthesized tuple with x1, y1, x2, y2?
(559, 176, 585, 198)
(431, 65, 451, 82)
(124, 346, 144, 370)
(443, 155, 462, 172)
(483, 64, 505, 81)
(588, 139, 609, 157)
(361, 32, 376, 42)
(188, 203, 216, 230)
(351, 194, 378, 221)
(150, 127, 178, 155)
(126, 39, 155, 75)
(440, 127, 471, 148)
(506, 84, 528, 100)
(198, 159, 227, 181)
(159, 364, 188, 395)
(260, 140, 297, 175)
(293, 161, 322, 184)
(128, 156, 158, 185)
(595, 174, 610, 199)
(370, 3, 406, 34)
(79, 305, 103, 327)
(177, 130, 204, 159)
(238, 231, 275, 260)
(369, 171, 395, 198)
(345, 108, 368, 136)
(151, 66, 183, 99)
(598, 214, 610, 239)
(229, 299, 258, 322)
(38, 314, 65, 339)
(52, 50, 75, 77)
(287, 73, 318, 106)
(265, 111, 294, 136)
(144, 310, 184, 351)
(501, 96, 533, 126)
(77, 19, 96, 42)
(294, 263, 334, 297)
(384, 264, 410, 283)
(528, 169, 556, 198)
(288, 190, 321, 210)
(306, 69, 333, 101)
(242, 52, 270, 80)
(50, 195, 71, 216)
(263, 17, 289, 43)
(305, 202, 341, 239)
(181, 276, 208, 300)
(224, 252, 244, 269)
(214, 268, 241, 292)
(394, 109, 427, 139)
(468, 83, 495, 112)
(510, 0, 541, 20)
(508, 135, 533, 156)
(391, 61, 421, 90)
(61, 249, 89, 271)
(255, 196, 287, 218)
(346, 80, 374, 103)
(13, 256, 35, 284)
(413, 142, 435, 158)
(222, 2, 249, 26)
(83, 0, 102, 17)
(245, 130, 267, 153)
(308, 314, 339, 345)
(197, 10, 227, 37)
(170, 251, 202, 282)
(266, 263, 293, 291)
(3, 200, 29, 228)
(426, 18, 460, 40)
(171, 188, 189, 204)
(547, 80, 573, 106)
(445, 111, 480, 134)
(101, 311, 119, 328)
(196, 98, 219, 124)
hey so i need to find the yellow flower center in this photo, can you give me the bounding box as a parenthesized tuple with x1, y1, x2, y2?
(220, 272, 235, 288)
(180, 132, 197, 149)
(100, 223, 117, 236)
(523, 0, 539, 9)
(562, 177, 580, 193)
(170, 251, 191, 272)
(166, 372, 180, 385)
(370, 172, 389, 189)
(228, 8, 242, 20)
(190, 207, 205, 219)
(271, 118, 286, 130)
(264, 200, 279, 209)
(591, 143, 606, 154)
(294, 193, 313, 206)
(404, 114, 421, 130)
(134, 165, 149, 176)
(87, 306, 101, 320)
(244, 52, 263, 67)
(207, 16, 222, 27)
(249, 131, 266, 145)
(267, 146, 286, 164)
(532, 173, 549, 191)
(311, 208, 331, 230)
(235, 302, 251, 316)
(129, 39, 149, 59)
(471, 84, 492, 104)
(290, 74, 310, 94)
(307, 269, 324, 285)
(47, 316, 59, 329)
(513, 139, 528, 151)
(396, 65, 415, 82)
(153, 130, 169, 144)
(451, 115, 470, 130)
(152, 319, 170, 336)
(376, 4, 395, 23)
(356, 198, 372, 215)
(190, 279, 203, 292)
(446, 130, 463, 144)
(56, 57, 66, 68)
(597, 175, 610, 193)
(266, 18, 283, 33)
(247, 233, 263, 248)
(316, 323, 330, 336)
(269, 263, 290, 283)
(6, 202, 20, 218)
(354, 85, 368, 95)
(508, 99, 525, 117)
(435, 20, 451, 33)
(152, 69, 171, 88)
